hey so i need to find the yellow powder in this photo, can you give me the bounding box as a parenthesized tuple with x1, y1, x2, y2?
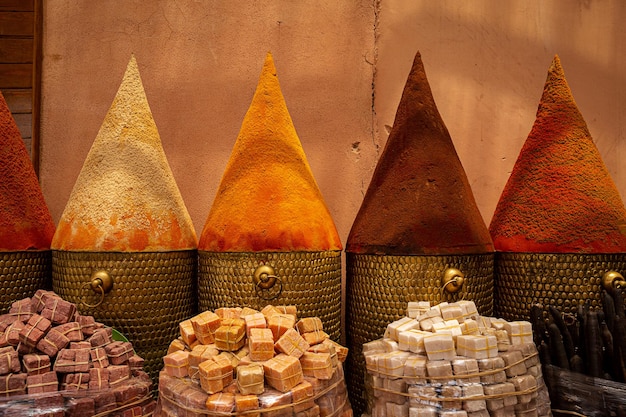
(51, 55, 197, 251)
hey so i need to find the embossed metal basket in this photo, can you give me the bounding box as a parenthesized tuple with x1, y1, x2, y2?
(494, 252, 626, 321)
(198, 250, 341, 342)
(345, 252, 494, 416)
(52, 250, 196, 386)
(0, 251, 52, 312)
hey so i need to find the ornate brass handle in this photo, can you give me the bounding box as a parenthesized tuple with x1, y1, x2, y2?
(602, 271, 626, 291)
(81, 270, 114, 308)
(253, 265, 282, 300)
(442, 267, 465, 294)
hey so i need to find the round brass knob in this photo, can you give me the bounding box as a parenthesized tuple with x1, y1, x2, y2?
(81, 269, 114, 308)
(254, 265, 277, 290)
(602, 271, 626, 291)
(442, 268, 465, 294)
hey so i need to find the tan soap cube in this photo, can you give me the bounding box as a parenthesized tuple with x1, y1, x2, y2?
(509, 374, 537, 404)
(167, 338, 186, 354)
(296, 317, 324, 334)
(321, 338, 348, 363)
(275, 328, 310, 358)
(423, 334, 456, 361)
(206, 392, 235, 413)
(477, 357, 507, 384)
(409, 406, 438, 417)
(407, 301, 430, 319)
(236, 393, 260, 417)
(440, 385, 463, 410)
(240, 307, 260, 317)
(264, 353, 303, 392)
(275, 305, 298, 318)
(163, 350, 189, 378)
(302, 330, 329, 346)
(460, 319, 479, 336)
(426, 360, 453, 385)
(440, 304, 464, 322)
(501, 350, 527, 377)
(245, 313, 268, 336)
(452, 357, 480, 384)
(504, 321, 533, 345)
(215, 307, 243, 319)
(179, 319, 196, 346)
(300, 351, 333, 380)
(191, 311, 221, 344)
(189, 344, 219, 378)
(386, 402, 409, 417)
(408, 385, 438, 408)
(215, 318, 246, 351)
(308, 342, 338, 368)
(199, 355, 234, 394)
(261, 305, 282, 319)
(398, 329, 430, 353)
(457, 300, 478, 320)
(403, 354, 427, 384)
(457, 335, 497, 359)
(386, 317, 420, 341)
(463, 383, 487, 413)
(249, 328, 275, 361)
(291, 380, 314, 412)
(378, 351, 411, 378)
(268, 314, 296, 341)
(235, 363, 263, 396)
(419, 316, 444, 332)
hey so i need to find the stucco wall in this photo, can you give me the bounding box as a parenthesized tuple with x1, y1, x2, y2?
(40, 0, 626, 246)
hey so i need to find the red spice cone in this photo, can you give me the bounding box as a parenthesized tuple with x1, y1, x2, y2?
(347, 51, 493, 255)
(0, 91, 55, 251)
(489, 55, 626, 253)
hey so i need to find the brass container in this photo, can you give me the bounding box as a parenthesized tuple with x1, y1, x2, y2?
(198, 250, 341, 341)
(0, 251, 52, 312)
(494, 252, 626, 321)
(345, 252, 494, 416)
(52, 250, 196, 385)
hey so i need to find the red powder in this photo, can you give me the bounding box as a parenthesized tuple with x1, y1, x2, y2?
(0, 92, 55, 250)
(347, 51, 493, 256)
(489, 55, 626, 253)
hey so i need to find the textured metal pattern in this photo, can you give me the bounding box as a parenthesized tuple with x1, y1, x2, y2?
(494, 252, 626, 321)
(345, 252, 494, 417)
(0, 251, 52, 313)
(51, 250, 197, 388)
(198, 250, 341, 342)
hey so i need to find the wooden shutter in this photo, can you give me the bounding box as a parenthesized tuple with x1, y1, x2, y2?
(0, 0, 42, 173)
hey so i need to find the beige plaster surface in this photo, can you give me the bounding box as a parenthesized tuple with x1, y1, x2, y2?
(40, 0, 626, 246)
(40, 0, 375, 245)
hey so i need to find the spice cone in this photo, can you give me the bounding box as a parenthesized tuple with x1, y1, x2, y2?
(489, 55, 626, 253)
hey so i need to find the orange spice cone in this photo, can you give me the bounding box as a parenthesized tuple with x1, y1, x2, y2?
(51, 55, 197, 385)
(489, 55, 626, 319)
(0, 91, 56, 310)
(345, 51, 494, 416)
(198, 52, 342, 339)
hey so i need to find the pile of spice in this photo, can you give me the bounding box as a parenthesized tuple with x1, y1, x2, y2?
(363, 300, 552, 417)
(157, 305, 352, 417)
(0, 290, 155, 416)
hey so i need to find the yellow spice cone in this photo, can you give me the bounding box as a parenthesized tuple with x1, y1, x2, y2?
(52, 55, 197, 252)
(199, 52, 342, 252)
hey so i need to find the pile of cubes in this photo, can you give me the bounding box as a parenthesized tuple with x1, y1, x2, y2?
(363, 301, 552, 417)
(0, 290, 155, 416)
(158, 305, 353, 417)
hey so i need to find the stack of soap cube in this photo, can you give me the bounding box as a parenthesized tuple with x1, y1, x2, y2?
(363, 301, 552, 417)
(158, 305, 353, 417)
(0, 290, 155, 416)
